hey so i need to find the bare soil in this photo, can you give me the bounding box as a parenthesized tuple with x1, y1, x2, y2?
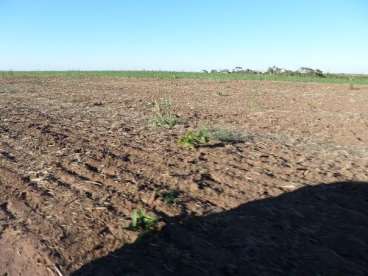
(1, 77, 368, 275)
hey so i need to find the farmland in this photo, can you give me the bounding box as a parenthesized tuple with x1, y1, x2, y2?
(1, 75, 368, 275)
(2, 70, 368, 84)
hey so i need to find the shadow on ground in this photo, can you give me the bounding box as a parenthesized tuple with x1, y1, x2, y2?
(73, 182, 368, 276)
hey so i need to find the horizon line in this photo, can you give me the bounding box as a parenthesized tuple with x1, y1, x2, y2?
(1, 69, 367, 76)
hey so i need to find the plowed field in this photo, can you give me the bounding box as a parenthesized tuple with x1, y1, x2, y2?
(1, 77, 368, 275)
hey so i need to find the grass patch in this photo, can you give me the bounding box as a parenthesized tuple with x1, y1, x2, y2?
(1, 70, 368, 85)
(129, 209, 158, 232)
(149, 98, 180, 129)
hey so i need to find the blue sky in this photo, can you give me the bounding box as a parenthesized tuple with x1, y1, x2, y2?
(1, 0, 367, 73)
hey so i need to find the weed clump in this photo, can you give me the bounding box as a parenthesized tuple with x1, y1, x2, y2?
(178, 129, 210, 149)
(178, 128, 246, 149)
(208, 128, 246, 143)
(216, 91, 230, 97)
(161, 190, 180, 205)
(150, 98, 179, 129)
(129, 209, 158, 231)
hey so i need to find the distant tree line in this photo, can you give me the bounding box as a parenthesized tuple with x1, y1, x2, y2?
(202, 66, 326, 77)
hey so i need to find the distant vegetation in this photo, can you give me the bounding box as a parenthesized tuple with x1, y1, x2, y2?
(1, 67, 367, 84)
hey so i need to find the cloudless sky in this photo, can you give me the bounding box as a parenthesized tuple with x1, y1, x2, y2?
(1, 0, 367, 73)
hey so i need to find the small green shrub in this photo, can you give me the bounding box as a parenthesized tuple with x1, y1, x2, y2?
(150, 98, 179, 128)
(178, 129, 210, 149)
(129, 209, 158, 231)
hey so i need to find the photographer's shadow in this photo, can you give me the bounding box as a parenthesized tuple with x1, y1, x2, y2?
(73, 181, 368, 276)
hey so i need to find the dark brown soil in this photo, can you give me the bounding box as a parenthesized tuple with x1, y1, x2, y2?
(0, 77, 368, 275)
